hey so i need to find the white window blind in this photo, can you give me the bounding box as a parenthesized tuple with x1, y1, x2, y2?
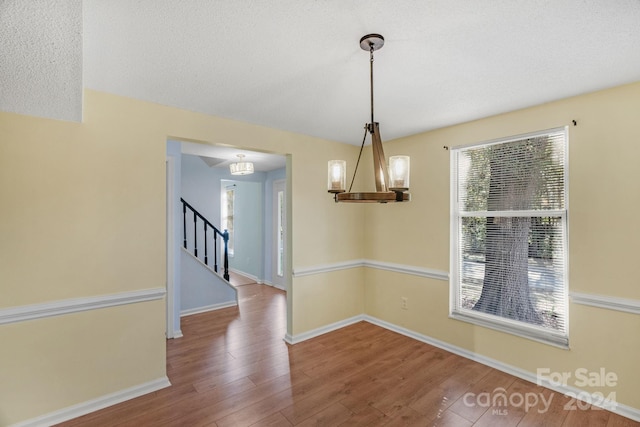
(450, 128, 569, 347)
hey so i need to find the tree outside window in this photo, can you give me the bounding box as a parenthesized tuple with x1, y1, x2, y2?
(450, 128, 568, 347)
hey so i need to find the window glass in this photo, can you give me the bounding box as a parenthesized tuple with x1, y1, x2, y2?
(221, 186, 234, 255)
(450, 128, 568, 347)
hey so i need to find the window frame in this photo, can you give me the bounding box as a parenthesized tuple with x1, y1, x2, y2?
(449, 127, 570, 348)
(222, 185, 235, 257)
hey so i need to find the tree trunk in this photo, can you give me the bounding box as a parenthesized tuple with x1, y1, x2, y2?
(474, 216, 541, 323)
(472, 140, 544, 324)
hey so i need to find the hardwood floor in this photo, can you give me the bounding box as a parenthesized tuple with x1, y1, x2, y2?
(228, 271, 259, 287)
(58, 284, 638, 426)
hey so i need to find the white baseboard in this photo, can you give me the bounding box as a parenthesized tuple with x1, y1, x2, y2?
(180, 301, 237, 317)
(10, 377, 171, 427)
(229, 268, 262, 284)
(262, 280, 286, 291)
(284, 314, 364, 344)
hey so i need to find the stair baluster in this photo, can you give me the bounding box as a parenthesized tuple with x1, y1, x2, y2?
(180, 198, 230, 282)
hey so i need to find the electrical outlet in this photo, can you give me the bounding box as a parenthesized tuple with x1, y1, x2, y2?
(401, 297, 408, 310)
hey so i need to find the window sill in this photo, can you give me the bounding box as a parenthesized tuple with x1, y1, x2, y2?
(450, 310, 569, 349)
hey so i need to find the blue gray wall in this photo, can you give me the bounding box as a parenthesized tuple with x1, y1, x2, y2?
(222, 179, 263, 279)
(180, 153, 285, 284)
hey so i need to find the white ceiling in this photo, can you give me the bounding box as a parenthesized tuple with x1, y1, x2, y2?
(180, 141, 286, 172)
(3, 0, 640, 149)
(1, 0, 82, 122)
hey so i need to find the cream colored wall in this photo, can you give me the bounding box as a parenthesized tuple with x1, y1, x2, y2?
(0, 90, 364, 424)
(0, 301, 166, 425)
(292, 268, 365, 335)
(292, 142, 365, 268)
(364, 81, 640, 409)
(3, 81, 638, 423)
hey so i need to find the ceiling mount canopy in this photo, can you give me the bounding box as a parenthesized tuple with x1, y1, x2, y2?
(328, 34, 411, 203)
(230, 154, 254, 175)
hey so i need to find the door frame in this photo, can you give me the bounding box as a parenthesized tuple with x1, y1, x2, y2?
(165, 148, 182, 339)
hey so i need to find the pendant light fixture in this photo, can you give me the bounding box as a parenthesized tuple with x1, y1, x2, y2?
(328, 34, 410, 203)
(230, 154, 254, 175)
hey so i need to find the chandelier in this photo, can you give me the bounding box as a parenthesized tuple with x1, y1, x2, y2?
(328, 34, 410, 203)
(230, 154, 254, 175)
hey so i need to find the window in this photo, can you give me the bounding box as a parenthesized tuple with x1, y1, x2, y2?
(277, 188, 285, 277)
(221, 185, 235, 256)
(450, 128, 568, 347)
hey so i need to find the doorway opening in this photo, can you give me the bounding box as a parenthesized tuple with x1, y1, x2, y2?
(166, 139, 290, 338)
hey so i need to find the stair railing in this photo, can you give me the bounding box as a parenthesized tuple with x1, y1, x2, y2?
(180, 198, 230, 281)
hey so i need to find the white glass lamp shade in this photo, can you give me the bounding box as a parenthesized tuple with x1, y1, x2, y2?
(230, 154, 254, 175)
(327, 160, 346, 193)
(388, 155, 410, 191)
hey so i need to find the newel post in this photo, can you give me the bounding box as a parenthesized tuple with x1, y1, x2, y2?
(222, 229, 230, 281)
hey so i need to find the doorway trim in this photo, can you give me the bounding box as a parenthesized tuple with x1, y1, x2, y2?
(166, 144, 182, 339)
(165, 157, 177, 338)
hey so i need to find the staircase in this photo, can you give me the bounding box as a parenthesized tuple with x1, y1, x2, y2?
(181, 198, 230, 281)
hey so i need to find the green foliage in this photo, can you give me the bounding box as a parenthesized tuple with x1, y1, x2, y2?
(461, 136, 563, 259)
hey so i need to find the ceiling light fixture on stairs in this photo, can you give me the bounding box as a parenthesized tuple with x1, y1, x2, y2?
(230, 154, 254, 175)
(328, 34, 411, 203)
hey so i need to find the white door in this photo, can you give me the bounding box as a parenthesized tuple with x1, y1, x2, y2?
(272, 179, 286, 289)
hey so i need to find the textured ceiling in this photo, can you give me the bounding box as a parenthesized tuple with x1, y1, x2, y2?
(0, 0, 82, 122)
(3, 1, 640, 145)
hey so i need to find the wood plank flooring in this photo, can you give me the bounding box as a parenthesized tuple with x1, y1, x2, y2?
(58, 283, 638, 426)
